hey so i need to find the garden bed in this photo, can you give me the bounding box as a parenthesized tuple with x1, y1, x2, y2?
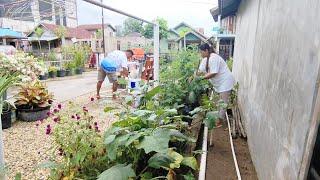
(206, 127, 258, 180)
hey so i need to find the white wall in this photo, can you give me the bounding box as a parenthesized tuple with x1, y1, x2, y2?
(233, 0, 320, 179)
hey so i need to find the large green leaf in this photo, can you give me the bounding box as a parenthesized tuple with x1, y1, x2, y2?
(181, 157, 198, 170)
(125, 132, 142, 147)
(97, 164, 136, 180)
(148, 153, 174, 169)
(137, 128, 170, 153)
(182, 171, 195, 180)
(144, 86, 161, 100)
(204, 111, 219, 130)
(105, 135, 116, 145)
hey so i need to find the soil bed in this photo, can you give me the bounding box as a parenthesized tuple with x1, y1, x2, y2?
(206, 128, 258, 180)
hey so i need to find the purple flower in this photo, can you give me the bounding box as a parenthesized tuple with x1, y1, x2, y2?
(53, 117, 60, 122)
(90, 97, 94, 102)
(76, 116, 80, 120)
(71, 115, 75, 119)
(46, 111, 51, 116)
(94, 122, 98, 126)
(53, 109, 59, 113)
(46, 124, 52, 135)
(88, 125, 92, 129)
(57, 104, 62, 109)
(36, 123, 39, 127)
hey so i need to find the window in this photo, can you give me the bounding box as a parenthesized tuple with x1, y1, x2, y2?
(168, 43, 172, 50)
(109, 32, 113, 37)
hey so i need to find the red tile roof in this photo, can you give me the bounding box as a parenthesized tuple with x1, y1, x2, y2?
(41, 23, 93, 39)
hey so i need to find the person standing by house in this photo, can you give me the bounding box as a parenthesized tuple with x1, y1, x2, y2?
(96, 50, 133, 99)
(89, 50, 97, 68)
(198, 43, 235, 127)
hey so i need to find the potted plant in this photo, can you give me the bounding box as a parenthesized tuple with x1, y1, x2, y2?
(57, 68, 66, 77)
(48, 66, 58, 78)
(14, 80, 53, 122)
(64, 61, 75, 76)
(1, 101, 15, 129)
(39, 72, 48, 80)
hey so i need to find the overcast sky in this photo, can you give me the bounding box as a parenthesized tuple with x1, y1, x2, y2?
(77, 0, 218, 37)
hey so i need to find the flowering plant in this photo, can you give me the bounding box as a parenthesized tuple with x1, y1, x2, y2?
(42, 101, 108, 179)
(0, 52, 46, 82)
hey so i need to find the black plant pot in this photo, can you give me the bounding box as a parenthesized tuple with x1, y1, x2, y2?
(65, 69, 72, 76)
(17, 106, 50, 122)
(57, 70, 66, 77)
(39, 73, 48, 80)
(75, 68, 83, 74)
(1, 109, 12, 129)
(48, 71, 57, 78)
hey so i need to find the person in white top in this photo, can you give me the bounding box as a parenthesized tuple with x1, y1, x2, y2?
(96, 50, 133, 99)
(198, 43, 235, 127)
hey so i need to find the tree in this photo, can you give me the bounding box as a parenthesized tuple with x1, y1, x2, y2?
(143, 18, 169, 39)
(123, 18, 144, 35)
(54, 26, 67, 46)
(96, 29, 103, 39)
(35, 27, 44, 52)
(178, 27, 191, 37)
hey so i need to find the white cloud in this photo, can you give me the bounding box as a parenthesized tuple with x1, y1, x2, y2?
(77, 0, 218, 36)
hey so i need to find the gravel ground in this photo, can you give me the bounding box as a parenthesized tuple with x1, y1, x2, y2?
(3, 89, 128, 179)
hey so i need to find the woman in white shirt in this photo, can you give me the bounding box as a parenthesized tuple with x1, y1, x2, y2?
(198, 43, 235, 127)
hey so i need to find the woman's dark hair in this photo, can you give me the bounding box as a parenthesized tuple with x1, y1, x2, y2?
(126, 50, 134, 56)
(199, 43, 215, 54)
(199, 43, 216, 73)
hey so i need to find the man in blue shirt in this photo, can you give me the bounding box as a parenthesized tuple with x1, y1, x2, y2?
(97, 50, 133, 99)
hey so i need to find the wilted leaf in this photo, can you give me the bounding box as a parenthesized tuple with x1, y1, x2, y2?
(97, 164, 136, 180)
(181, 157, 198, 170)
(168, 149, 183, 169)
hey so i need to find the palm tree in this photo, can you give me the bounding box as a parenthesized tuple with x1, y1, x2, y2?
(35, 27, 44, 53)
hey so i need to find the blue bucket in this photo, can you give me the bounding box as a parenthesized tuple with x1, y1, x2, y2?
(130, 81, 136, 88)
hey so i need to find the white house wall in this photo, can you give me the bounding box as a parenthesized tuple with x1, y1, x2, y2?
(233, 0, 320, 179)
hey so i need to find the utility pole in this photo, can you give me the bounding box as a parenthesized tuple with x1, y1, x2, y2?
(101, 0, 106, 56)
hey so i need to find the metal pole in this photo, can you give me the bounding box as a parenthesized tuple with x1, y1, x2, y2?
(153, 23, 160, 82)
(101, 0, 106, 55)
(82, 0, 155, 25)
(0, 97, 5, 180)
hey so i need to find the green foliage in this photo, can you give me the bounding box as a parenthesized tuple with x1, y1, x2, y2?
(54, 26, 67, 39)
(159, 49, 210, 107)
(123, 18, 144, 35)
(35, 27, 44, 38)
(143, 18, 169, 39)
(178, 27, 191, 37)
(227, 57, 233, 71)
(96, 29, 103, 39)
(98, 164, 136, 180)
(46, 103, 109, 179)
